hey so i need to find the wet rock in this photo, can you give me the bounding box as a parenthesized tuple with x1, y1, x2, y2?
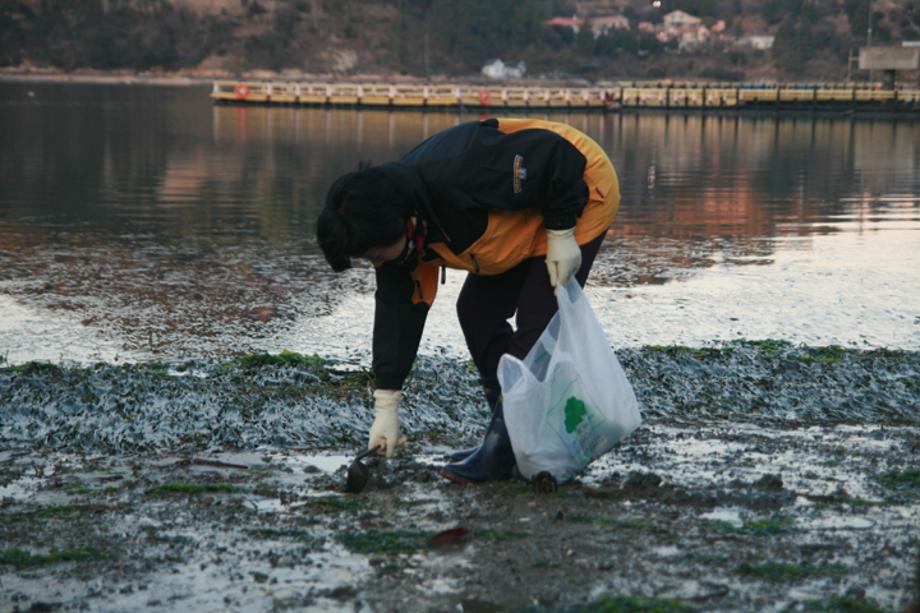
(624, 471, 662, 492)
(460, 599, 502, 613)
(845, 585, 867, 600)
(754, 474, 784, 490)
(326, 585, 357, 601)
(251, 571, 268, 584)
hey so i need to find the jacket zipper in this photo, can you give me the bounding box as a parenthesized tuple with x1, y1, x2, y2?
(469, 253, 480, 274)
(440, 265, 446, 285)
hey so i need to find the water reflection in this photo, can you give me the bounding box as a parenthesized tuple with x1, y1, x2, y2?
(0, 82, 918, 361)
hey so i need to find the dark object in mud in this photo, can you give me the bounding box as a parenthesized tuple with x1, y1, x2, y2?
(426, 527, 472, 547)
(754, 473, 784, 490)
(345, 445, 383, 494)
(531, 471, 558, 493)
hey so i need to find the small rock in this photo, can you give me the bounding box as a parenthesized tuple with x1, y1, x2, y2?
(251, 572, 268, 584)
(624, 471, 662, 490)
(754, 474, 784, 490)
(328, 585, 357, 600)
(845, 585, 866, 600)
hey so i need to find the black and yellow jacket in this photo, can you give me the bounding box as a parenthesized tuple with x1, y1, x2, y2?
(372, 117, 620, 390)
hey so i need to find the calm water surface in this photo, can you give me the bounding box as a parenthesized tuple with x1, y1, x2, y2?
(1, 81, 918, 364)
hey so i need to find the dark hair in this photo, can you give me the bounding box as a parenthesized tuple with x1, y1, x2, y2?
(316, 167, 410, 272)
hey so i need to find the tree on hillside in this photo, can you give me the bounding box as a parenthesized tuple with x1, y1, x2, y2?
(763, 0, 802, 25)
(897, 1, 920, 38)
(575, 23, 594, 55)
(0, 2, 33, 67)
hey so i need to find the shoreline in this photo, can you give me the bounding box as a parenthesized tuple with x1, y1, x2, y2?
(0, 70, 213, 86)
(0, 68, 582, 88)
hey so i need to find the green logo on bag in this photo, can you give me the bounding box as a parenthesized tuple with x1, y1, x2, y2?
(564, 397, 587, 433)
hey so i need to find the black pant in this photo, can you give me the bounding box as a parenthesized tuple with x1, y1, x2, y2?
(456, 232, 606, 385)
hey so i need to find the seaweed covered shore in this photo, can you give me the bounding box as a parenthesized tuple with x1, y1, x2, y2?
(1, 341, 919, 612)
(2, 341, 917, 453)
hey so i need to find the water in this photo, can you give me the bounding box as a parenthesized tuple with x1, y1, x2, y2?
(1, 81, 919, 365)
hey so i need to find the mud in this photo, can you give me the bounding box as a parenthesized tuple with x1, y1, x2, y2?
(1, 345, 919, 612)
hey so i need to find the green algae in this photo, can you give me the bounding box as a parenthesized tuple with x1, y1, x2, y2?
(737, 560, 845, 582)
(223, 350, 329, 370)
(525, 595, 697, 612)
(474, 528, 526, 542)
(3, 504, 119, 522)
(248, 528, 318, 542)
(737, 339, 793, 354)
(339, 530, 430, 554)
(795, 345, 850, 364)
(781, 597, 889, 612)
(247, 527, 322, 550)
(146, 482, 245, 495)
(0, 548, 105, 568)
(566, 515, 659, 531)
(875, 469, 920, 489)
(305, 496, 363, 513)
(645, 345, 707, 359)
(711, 514, 794, 537)
(0, 361, 63, 376)
(339, 527, 524, 554)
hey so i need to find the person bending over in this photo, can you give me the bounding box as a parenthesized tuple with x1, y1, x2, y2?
(316, 117, 620, 484)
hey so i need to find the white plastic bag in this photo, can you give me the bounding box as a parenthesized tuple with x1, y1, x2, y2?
(498, 279, 641, 483)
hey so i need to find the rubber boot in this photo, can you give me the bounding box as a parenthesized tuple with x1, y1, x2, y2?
(444, 444, 479, 462)
(439, 399, 516, 484)
(443, 377, 502, 462)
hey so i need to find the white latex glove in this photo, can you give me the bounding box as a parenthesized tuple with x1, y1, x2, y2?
(545, 227, 582, 287)
(368, 389, 405, 457)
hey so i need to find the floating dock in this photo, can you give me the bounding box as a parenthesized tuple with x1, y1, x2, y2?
(211, 80, 920, 112)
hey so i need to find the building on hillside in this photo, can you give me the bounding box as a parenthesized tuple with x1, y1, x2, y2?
(589, 15, 631, 37)
(734, 35, 775, 51)
(546, 16, 585, 34)
(662, 10, 702, 29)
(653, 9, 729, 51)
(546, 14, 631, 38)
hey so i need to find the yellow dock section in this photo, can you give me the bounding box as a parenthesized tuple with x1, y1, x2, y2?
(211, 80, 920, 112)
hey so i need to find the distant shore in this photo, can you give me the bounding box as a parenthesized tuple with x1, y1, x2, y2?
(0, 69, 213, 86)
(0, 67, 593, 88)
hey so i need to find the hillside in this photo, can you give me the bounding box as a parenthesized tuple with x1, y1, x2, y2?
(2, 0, 919, 82)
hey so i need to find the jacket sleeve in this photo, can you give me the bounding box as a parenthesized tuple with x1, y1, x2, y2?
(536, 133, 589, 230)
(371, 263, 433, 390)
